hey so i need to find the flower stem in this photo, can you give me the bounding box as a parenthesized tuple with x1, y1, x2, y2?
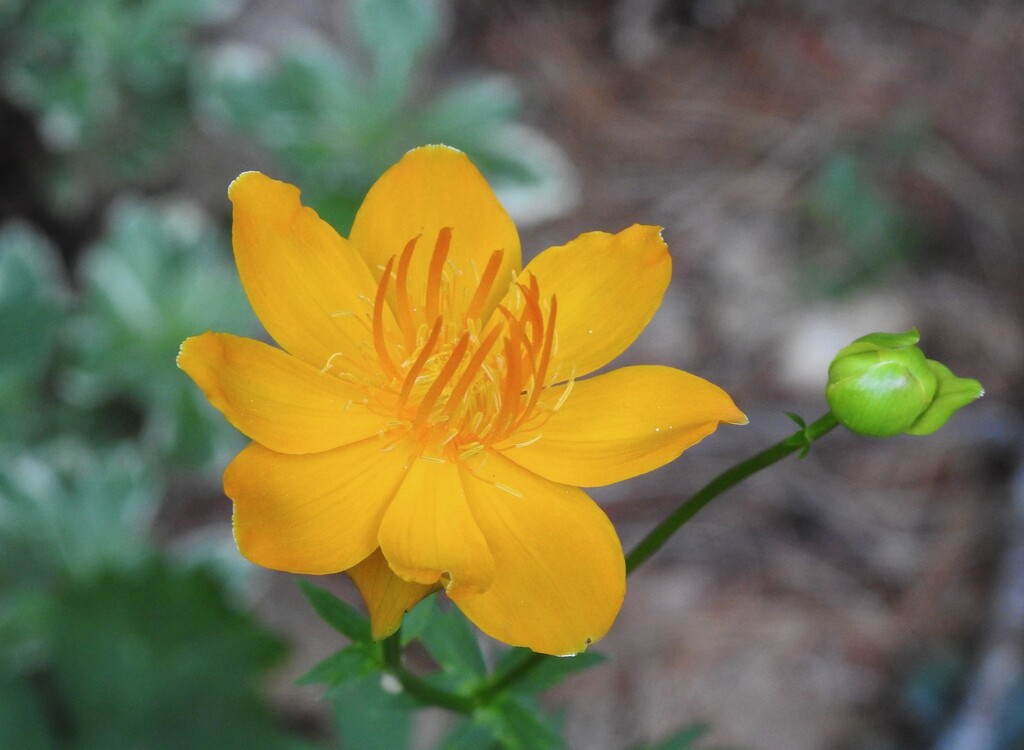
(474, 649, 547, 704)
(380, 630, 476, 714)
(625, 411, 839, 574)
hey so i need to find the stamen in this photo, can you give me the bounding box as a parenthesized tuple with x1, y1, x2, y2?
(485, 337, 523, 442)
(395, 236, 419, 345)
(494, 482, 523, 498)
(396, 316, 444, 410)
(518, 280, 545, 346)
(443, 325, 502, 421)
(424, 228, 452, 322)
(320, 352, 344, 374)
(459, 443, 485, 460)
(513, 434, 543, 448)
(465, 249, 504, 321)
(414, 332, 470, 425)
(372, 257, 401, 380)
(524, 294, 557, 417)
(553, 377, 575, 412)
(500, 306, 537, 394)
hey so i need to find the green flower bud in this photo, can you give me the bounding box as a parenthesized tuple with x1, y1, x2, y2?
(825, 329, 983, 437)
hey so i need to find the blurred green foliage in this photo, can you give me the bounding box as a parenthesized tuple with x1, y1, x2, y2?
(0, 0, 240, 210)
(802, 153, 919, 297)
(195, 0, 574, 233)
(0, 0, 584, 744)
(0, 224, 67, 445)
(0, 436, 302, 747)
(66, 199, 253, 466)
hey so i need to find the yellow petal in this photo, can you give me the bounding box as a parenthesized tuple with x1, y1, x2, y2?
(348, 145, 521, 320)
(455, 451, 625, 656)
(377, 456, 495, 596)
(225, 437, 412, 574)
(508, 224, 670, 381)
(500, 365, 746, 487)
(347, 549, 437, 640)
(229, 171, 383, 373)
(178, 332, 390, 454)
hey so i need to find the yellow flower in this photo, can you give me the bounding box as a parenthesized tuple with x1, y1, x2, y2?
(178, 145, 745, 656)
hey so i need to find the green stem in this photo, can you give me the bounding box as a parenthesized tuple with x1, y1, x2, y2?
(380, 630, 476, 714)
(475, 650, 547, 704)
(625, 411, 839, 574)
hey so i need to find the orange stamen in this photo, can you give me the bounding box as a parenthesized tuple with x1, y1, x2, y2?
(485, 336, 523, 442)
(517, 281, 545, 349)
(396, 316, 444, 411)
(424, 228, 452, 323)
(414, 332, 470, 426)
(395, 236, 418, 346)
(498, 305, 537, 395)
(524, 295, 557, 417)
(443, 325, 503, 425)
(465, 249, 504, 321)
(373, 257, 401, 380)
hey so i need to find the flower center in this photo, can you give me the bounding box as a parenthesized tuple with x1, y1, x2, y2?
(348, 229, 558, 457)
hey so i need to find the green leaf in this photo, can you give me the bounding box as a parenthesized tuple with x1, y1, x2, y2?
(297, 643, 377, 687)
(350, 0, 440, 108)
(0, 441, 160, 584)
(297, 580, 371, 642)
(327, 671, 415, 750)
(494, 648, 606, 695)
(419, 76, 521, 140)
(0, 222, 67, 444)
(196, 7, 577, 234)
(2, 0, 240, 199)
(480, 694, 564, 750)
(804, 153, 917, 297)
(412, 596, 487, 681)
(67, 198, 253, 467)
(49, 560, 295, 749)
(435, 717, 499, 750)
(0, 222, 66, 380)
(0, 669, 54, 749)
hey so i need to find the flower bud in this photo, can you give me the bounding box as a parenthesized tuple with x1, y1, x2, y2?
(825, 329, 983, 437)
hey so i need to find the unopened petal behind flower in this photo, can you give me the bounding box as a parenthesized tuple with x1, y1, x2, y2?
(178, 144, 745, 655)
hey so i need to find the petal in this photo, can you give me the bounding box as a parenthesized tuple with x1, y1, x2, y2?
(507, 224, 670, 381)
(455, 451, 625, 655)
(229, 171, 383, 372)
(377, 455, 495, 596)
(178, 332, 390, 454)
(225, 437, 412, 574)
(348, 145, 521, 319)
(347, 549, 437, 640)
(500, 365, 746, 487)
